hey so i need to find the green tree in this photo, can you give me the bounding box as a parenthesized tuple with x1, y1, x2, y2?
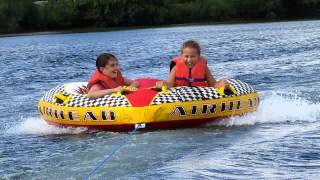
(0, 0, 8, 33)
(1, 0, 320, 34)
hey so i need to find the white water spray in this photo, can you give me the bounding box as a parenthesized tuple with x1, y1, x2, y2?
(212, 91, 320, 126)
(6, 117, 88, 135)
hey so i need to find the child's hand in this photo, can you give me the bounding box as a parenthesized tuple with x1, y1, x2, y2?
(130, 80, 139, 88)
(156, 81, 165, 88)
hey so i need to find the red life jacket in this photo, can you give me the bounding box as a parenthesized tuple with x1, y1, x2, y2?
(173, 56, 208, 87)
(87, 70, 125, 90)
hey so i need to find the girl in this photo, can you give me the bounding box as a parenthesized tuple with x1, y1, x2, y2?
(157, 40, 229, 89)
(87, 53, 139, 99)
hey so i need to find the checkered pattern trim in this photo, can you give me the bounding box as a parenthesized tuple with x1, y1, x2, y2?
(40, 84, 131, 107)
(227, 79, 256, 95)
(150, 89, 181, 105)
(66, 95, 130, 107)
(41, 85, 67, 104)
(151, 79, 256, 105)
(151, 86, 222, 105)
(176, 86, 222, 101)
(41, 79, 256, 107)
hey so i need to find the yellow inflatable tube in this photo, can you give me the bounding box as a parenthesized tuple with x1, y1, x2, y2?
(38, 78, 259, 131)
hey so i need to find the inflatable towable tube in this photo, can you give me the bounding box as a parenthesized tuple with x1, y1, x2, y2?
(38, 78, 259, 131)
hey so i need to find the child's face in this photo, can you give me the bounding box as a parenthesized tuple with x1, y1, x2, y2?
(100, 59, 119, 79)
(182, 47, 199, 67)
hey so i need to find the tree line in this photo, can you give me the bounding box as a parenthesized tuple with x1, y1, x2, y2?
(1, 0, 320, 34)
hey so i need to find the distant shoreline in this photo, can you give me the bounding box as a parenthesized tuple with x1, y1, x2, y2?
(1, 18, 319, 38)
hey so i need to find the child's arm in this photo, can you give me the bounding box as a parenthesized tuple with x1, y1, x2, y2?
(205, 66, 218, 87)
(166, 66, 176, 87)
(206, 66, 230, 89)
(87, 84, 123, 99)
(124, 78, 139, 88)
(156, 66, 176, 88)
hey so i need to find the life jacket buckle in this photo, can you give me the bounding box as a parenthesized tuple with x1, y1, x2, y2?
(189, 78, 195, 83)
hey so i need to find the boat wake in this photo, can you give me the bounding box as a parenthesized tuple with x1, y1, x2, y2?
(211, 90, 320, 127)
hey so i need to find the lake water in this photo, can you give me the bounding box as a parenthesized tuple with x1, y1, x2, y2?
(1, 20, 320, 179)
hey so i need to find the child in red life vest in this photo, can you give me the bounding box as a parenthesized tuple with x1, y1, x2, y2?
(87, 53, 139, 99)
(156, 40, 229, 89)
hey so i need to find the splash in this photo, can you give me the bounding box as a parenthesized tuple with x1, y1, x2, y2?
(212, 91, 320, 127)
(6, 117, 88, 135)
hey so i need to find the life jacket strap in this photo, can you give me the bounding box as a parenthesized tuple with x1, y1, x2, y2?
(175, 77, 206, 83)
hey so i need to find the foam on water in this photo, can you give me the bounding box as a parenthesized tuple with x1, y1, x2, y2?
(212, 90, 320, 127)
(6, 117, 88, 135)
